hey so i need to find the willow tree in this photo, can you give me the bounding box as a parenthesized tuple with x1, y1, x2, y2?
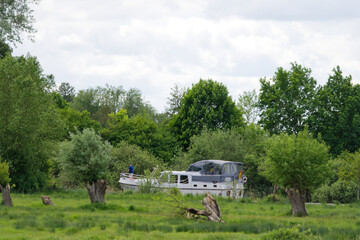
(57, 129, 112, 203)
(260, 129, 329, 216)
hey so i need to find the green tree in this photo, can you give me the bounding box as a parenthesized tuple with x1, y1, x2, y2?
(0, 55, 64, 192)
(170, 79, 244, 149)
(102, 110, 178, 163)
(258, 63, 317, 135)
(260, 129, 329, 216)
(59, 107, 101, 138)
(166, 84, 185, 116)
(310, 66, 360, 155)
(57, 129, 112, 203)
(0, 160, 13, 206)
(237, 90, 260, 124)
(71, 88, 100, 116)
(123, 88, 156, 118)
(338, 151, 360, 200)
(0, 0, 39, 45)
(57, 82, 75, 103)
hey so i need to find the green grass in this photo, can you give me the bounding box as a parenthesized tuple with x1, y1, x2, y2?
(0, 190, 359, 239)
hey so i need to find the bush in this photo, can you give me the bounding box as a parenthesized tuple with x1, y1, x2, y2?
(329, 180, 357, 203)
(312, 184, 331, 203)
(313, 180, 357, 203)
(261, 227, 318, 240)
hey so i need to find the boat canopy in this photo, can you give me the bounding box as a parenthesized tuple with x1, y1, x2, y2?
(186, 160, 243, 176)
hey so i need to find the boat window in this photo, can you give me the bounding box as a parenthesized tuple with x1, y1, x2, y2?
(213, 185, 217, 188)
(187, 164, 202, 172)
(203, 185, 207, 187)
(180, 175, 188, 184)
(194, 184, 197, 187)
(222, 163, 238, 175)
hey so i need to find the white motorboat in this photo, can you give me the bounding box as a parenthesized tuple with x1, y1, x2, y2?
(119, 160, 247, 198)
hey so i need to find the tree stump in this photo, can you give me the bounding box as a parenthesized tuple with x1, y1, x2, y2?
(0, 184, 13, 207)
(86, 179, 107, 203)
(41, 196, 54, 206)
(186, 193, 223, 222)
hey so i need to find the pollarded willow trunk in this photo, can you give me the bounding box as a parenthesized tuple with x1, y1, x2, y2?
(286, 187, 307, 216)
(86, 179, 107, 204)
(0, 184, 13, 207)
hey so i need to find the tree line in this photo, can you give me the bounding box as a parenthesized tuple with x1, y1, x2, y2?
(1, 0, 359, 216)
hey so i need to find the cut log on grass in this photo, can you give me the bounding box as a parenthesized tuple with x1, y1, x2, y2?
(0, 184, 13, 207)
(41, 196, 54, 206)
(186, 193, 223, 222)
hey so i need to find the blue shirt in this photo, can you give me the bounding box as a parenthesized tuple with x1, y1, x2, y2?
(128, 165, 134, 174)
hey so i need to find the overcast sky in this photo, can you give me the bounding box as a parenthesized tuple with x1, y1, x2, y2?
(13, 0, 360, 112)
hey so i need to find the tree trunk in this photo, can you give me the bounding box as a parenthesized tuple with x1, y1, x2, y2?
(357, 185, 359, 201)
(86, 179, 107, 204)
(286, 187, 307, 216)
(0, 184, 13, 207)
(272, 184, 278, 201)
(186, 193, 223, 222)
(41, 196, 55, 206)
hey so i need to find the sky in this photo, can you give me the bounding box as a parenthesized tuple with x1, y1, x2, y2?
(13, 0, 360, 112)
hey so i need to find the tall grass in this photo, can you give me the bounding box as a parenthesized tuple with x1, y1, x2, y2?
(0, 190, 359, 239)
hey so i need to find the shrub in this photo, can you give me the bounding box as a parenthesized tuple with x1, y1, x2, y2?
(313, 180, 357, 203)
(312, 184, 331, 203)
(261, 227, 318, 240)
(329, 180, 357, 203)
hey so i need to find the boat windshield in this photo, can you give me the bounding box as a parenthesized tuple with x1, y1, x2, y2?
(221, 163, 243, 175)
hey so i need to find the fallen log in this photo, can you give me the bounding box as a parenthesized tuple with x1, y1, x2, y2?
(41, 196, 55, 206)
(186, 193, 223, 222)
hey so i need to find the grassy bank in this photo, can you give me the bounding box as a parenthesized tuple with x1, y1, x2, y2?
(0, 190, 359, 239)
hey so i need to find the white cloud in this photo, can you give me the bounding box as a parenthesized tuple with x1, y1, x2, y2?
(13, 0, 360, 112)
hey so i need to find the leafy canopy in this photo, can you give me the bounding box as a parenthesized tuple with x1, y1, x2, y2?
(258, 63, 317, 135)
(57, 129, 112, 184)
(0, 55, 64, 192)
(170, 79, 244, 149)
(0, 0, 39, 45)
(260, 129, 329, 192)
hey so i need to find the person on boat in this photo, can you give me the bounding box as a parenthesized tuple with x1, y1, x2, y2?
(128, 164, 134, 180)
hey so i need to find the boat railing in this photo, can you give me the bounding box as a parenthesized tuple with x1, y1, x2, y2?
(120, 173, 144, 180)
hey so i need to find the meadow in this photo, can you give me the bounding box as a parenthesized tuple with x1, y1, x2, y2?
(0, 190, 359, 240)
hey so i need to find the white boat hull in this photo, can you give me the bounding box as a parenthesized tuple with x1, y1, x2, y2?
(119, 175, 245, 198)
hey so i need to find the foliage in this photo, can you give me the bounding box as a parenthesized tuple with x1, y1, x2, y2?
(0, 160, 11, 187)
(0, 55, 64, 192)
(0, 39, 12, 58)
(312, 184, 331, 203)
(57, 82, 75, 102)
(71, 88, 101, 116)
(109, 141, 163, 187)
(260, 129, 329, 193)
(0, 0, 39, 45)
(258, 62, 317, 135)
(237, 89, 260, 124)
(103, 109, 178, 163)
(57, 129, 112, 185)
(59, 107, 101, 138)
(310, 66, 360, 155)
(337, 151, 360, 200)
(170, 79, 244, 149)
(262, 227, 318, 240)
(166, 84, 185, 116)
(312, 180, 357, 203)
